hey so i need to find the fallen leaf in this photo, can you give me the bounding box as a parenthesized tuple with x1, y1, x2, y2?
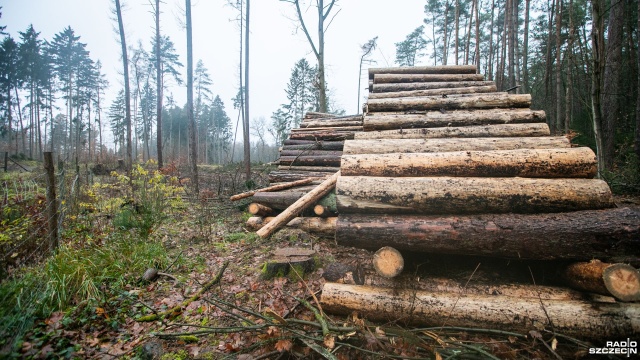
(275, 339, 292, 352)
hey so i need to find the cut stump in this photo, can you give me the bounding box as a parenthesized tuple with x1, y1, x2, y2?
(262, 248, 317, 279)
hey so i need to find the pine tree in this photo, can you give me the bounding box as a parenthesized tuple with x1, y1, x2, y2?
(395, 26, 429, 66)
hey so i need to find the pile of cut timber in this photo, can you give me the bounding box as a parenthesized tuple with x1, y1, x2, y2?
(235, 65, 640, 339)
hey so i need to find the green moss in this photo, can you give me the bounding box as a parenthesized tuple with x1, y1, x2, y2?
(161, 349, 189, 360)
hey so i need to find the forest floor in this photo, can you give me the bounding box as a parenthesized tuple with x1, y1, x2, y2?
(1, 164, 637, 359)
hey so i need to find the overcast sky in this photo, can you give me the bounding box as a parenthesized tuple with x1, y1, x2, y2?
(1, 0, 427, 132)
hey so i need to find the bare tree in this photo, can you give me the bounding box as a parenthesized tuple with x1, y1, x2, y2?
(281, 0, 338, 113)
(186, 0, 198, 196)
(244, 0, 251, 182)
(591, 0, 605, 176)
(153, 0, 164, 169)
(522, 0, 530, 92)
(357, 36, 377, 114)
(113, 0, 132, 171)
(602, 0, 624, 169)
(554, 0, 563, 134)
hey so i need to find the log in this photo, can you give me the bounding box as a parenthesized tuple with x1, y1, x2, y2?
(343, 137, 570, 155)
(320, 283, 640, 339)
(280, 150, 342, 157)
(367, 85, 498, 99)
(363, 275, 597, 301)
(281, 141, 344, 151)
(268, 171, 332, 183)
(372, 246, 404, 278)
(298, 120, 363, 128)
(304, 111, 335, 119)
(367, 93, 531, 112)
(277, 166, 340, 172)
(368, 65, 478, 79)
(340, 147, 597, 178)
(289, 131, 356, 141)
(291, 126, 363, 132)
(372, 81, 496, 93)
(373, 73, 485, 83)
(283, 139, 344, 146)
(335, 208, 640, 262)
(314, 204, 337, 217)
(230, 177, 323, 201)
(363, 109, 546, 130)
(262, 247, 317, 279)
(279, 155, 341, 167)
(336, 176, 614, 215)
(246, 216, 337, 236)
(256, 171, 340, 238)
(354, 123, 551, 140)
(563, 260, 640, 302)
(253, 186, 316, 210)
(248, 203, 274, 216)
(303, 113, 361, 121)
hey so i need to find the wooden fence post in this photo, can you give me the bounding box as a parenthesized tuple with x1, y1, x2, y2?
(44, 152, 59, 250)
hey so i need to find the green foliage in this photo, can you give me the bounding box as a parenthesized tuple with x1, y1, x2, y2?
(395, 26, 429, 66)
(602, 153, 640, 194)
(224, 231, 259, 244)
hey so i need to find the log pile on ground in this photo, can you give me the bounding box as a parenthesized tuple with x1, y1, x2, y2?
(230, 65, 640, 340)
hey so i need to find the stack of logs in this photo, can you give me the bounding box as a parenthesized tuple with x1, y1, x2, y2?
(237, 65, 640, 339)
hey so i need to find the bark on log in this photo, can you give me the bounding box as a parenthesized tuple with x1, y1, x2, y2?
(278, 155, 342, 167)
(372, 246, 404, 278)
(230, 177, 323, 201)
(248, 203, 274, 216)
(367, 85, 498, 99)
(246, 216, 336, 236)
(277, 166, 340, 172)
(367, 93, 531, 112)
(304, 111, 334, 119)
(364, 275, 596, 301)
(372, 81, 496, 93)
(281, 142, 344, 151)
(373, 73, 485, 83)
(368, 65, 478, 79)
(257, 171, 340, 238)
(363, 109, 547, 130)
(320, 283, 640, 339)
(354, 123, 550, 140)
(343, 137, 570, 155)
(280, 150, 342, 157)
(283, 139, 344, 146)
(291, 126, 363, 132)
(298, 120, 363, 128)
(563, 260, 640, 302)
(340, 147, 597, 178)
(289, 131, 356, 141)
(336, 176, 614, 215)
(252, 186, 316, 210)
(268, 171, 333, 183)
(335, 208, 640, 262)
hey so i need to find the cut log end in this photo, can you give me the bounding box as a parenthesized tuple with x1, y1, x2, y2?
(248, 203, 273, 216)
(373, 246, 404, 278)
(603, 264, 640, 302)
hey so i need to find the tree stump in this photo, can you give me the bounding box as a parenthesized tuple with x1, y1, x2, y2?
(262, 248, 317, 279)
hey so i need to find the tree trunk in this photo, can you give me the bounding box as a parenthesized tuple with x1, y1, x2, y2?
(363, 109, 546, 130)
(354, 123, 550, 140)
(279, 150, 342, 157)
(555, 0, 563, 134)
(523, 0, 531, 92)
(335, 208, 639, 262)
(114, 0, 132, 171)
(300, 119, 362, 128)
(256, 171, 339, 238)
(185, 0, 199, 195)
(320, 283, 640, 339)
(366, 93, 531, 112)
(368, 65, 477, 79)
(373, 73, 484, 83)
(637, 0, 640, 162)
(155, 0, 163, 169)
(246, 216, 336, 236)
(336, 176, 614, 215)
(343, 136, 570, 155)
(563, 260, 640, 302)
(591, 0, 606, 176)
(565, 0, 574, 134)
(601, 0, 624, 170)
(367, 85, 497, 99)
(252, 186, 316, 210)
(289, 131, 356, 141)
(455, 0, 459, 64)
(372, 80, 494, 93)
(341, 147, 597, 178)
(243, 0, 251, 182)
